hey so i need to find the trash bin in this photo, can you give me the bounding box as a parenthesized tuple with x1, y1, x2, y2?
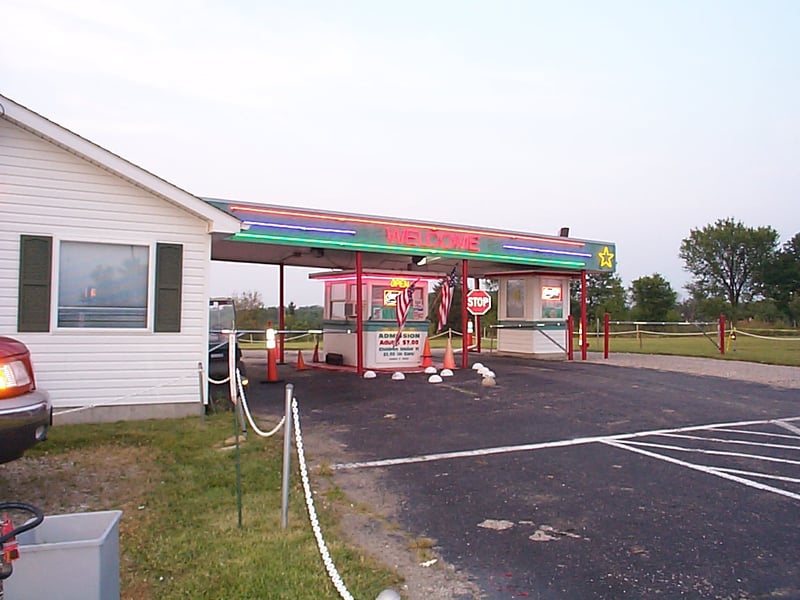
(3, 509, 122, 600)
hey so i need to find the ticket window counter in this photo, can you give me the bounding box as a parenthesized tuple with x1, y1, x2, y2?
(495, 275, 571, 358)
(310, 271, 435, 369)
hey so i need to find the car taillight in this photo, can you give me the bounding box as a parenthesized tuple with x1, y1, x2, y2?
(0, 360, 32, 391)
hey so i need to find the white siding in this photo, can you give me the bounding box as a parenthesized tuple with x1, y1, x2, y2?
(0, 119, 210, 413)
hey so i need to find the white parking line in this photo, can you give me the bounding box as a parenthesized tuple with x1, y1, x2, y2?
(331, 415, 800, 471)
(619, 440, 800, 466)
(776, 419, 800, 435)
(709, 428, 800, 440)
(601, 439, 800, 502)
(658, 432, 800, 451)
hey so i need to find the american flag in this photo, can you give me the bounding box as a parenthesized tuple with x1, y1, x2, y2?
(394, 280, 417, 346)
(437, 267, 457, 333)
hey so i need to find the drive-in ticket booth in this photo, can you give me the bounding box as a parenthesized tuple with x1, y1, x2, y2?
(491, 273, 572, 357)
(310, 270, 441, 369)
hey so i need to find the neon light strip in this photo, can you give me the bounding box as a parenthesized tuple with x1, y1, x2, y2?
(504, 244, 593, 258)
(243, 220, 356, 236)
(313, 274, 442, 283)
(234, 232, 585, 268)
(229, 205, 585, 247)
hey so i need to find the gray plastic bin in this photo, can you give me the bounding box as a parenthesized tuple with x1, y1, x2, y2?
(3, 509, 122, 600)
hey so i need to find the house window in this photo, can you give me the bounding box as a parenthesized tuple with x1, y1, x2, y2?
(58, 241, 149, 328)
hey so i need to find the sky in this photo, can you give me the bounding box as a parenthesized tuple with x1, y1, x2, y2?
(3, 0, 799, 306)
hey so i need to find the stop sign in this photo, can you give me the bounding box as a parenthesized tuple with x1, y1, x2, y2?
(466, 289, 492, 316)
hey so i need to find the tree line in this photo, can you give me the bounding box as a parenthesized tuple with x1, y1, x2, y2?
(228, 218, 800, 331)
(574, 218, 800, 326)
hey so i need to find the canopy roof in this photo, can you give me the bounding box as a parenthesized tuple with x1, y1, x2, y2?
(206, 198, 616, 279)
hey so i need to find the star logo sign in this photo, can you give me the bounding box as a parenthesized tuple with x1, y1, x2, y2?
(598, 246, 615, 269)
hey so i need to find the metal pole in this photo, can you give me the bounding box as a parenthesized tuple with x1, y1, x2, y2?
(281, 383, 294, 530)
(604, 313, 610, 359)
(719, 314, 726, 355)
(198, 361, 206, 422)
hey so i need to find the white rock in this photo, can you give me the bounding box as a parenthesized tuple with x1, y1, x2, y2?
(424, 366, 438, 374)
(472, 362, 484, 371)
(440, 368, 454, 377)
(391, 372, 405, 380)
(363, 370, 377, 379)
(428, 374, 443, 383)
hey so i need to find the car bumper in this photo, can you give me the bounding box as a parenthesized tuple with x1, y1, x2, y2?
(0, 390, 52, 463)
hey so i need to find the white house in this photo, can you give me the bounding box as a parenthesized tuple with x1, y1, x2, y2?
(0, 94, 242, 424)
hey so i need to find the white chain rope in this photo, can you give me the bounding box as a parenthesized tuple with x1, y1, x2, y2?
(292, 398, 356, 600)
(736, 330, 800, 341)
(235, 369, 285, 437)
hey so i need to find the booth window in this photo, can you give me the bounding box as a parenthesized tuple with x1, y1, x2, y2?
(57, 241, 149, 328)
(540, 279, 564, 319)
(506, 279, 525, 318)
(330, 282, 366, 320)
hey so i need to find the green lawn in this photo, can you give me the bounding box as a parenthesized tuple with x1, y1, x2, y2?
(587, 331, 800, 367)
(25, 415, 401, 600)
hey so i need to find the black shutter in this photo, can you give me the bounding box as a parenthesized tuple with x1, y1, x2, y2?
(154, 243, 183, 332)
(18, 235, 52, 332)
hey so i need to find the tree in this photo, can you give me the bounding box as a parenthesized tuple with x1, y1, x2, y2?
(629, 274, 677, 322)
(570, 273, 628, 323)
(762, 232, 800, 325)
(679, 218, 779, 318)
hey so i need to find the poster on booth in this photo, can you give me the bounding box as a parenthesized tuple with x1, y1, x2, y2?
(376, 330, 423, 365)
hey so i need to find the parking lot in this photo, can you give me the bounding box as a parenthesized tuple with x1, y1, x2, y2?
(243, 353, 800, 599)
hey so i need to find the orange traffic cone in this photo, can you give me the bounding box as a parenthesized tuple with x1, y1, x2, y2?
(312, 340, 320, 362)
(421, 337, 433, 368)
(262, 346, 282, 383)
(442, 337, 456, 370)
(296, 350, 307, 371)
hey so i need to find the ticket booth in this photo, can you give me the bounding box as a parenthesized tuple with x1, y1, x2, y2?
(492, 273, 572, 358)
(310, 270, 441, 370)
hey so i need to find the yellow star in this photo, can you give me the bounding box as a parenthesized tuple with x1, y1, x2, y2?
(598, 246, 615, 269)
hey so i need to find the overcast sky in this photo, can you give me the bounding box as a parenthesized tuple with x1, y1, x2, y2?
(3, 0, 798, 306)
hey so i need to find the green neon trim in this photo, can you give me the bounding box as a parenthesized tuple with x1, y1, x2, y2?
(233, 232, 585, 268)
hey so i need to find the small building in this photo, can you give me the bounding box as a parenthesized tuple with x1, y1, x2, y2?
(0, 94, 241, 423)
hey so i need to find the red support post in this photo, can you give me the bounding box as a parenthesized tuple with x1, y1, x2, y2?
(461, 260, 469, 369)
(719, 314, 726, 355)
(473, 276, 482, 353)
(603, 312, 610, 359)
(356, 252, 364, 375)
(279, 263, 285, 364)
(580, 270, 588, 361)
(567, 314, 574, 360)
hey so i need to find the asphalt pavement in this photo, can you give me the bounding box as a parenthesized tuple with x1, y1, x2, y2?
(242, 352, 800, 599)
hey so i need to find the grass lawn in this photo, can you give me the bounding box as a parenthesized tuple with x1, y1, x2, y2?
(17, 414, 401, 600)
(588, 332, 800, 367)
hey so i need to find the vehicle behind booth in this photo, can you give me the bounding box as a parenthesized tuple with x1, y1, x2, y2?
(208, 298, 247, 386)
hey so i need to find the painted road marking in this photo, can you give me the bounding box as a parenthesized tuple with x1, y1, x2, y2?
(331, 416, 800, 470)
(601, 439, 800, 502)
(330, 415, 800, 501)
(617, 440, 800, 466)
(657, 432, 800, 451)
(776, 419, 800, 435)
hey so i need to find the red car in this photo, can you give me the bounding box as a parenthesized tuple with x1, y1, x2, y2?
(0, 337, 51, 464)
